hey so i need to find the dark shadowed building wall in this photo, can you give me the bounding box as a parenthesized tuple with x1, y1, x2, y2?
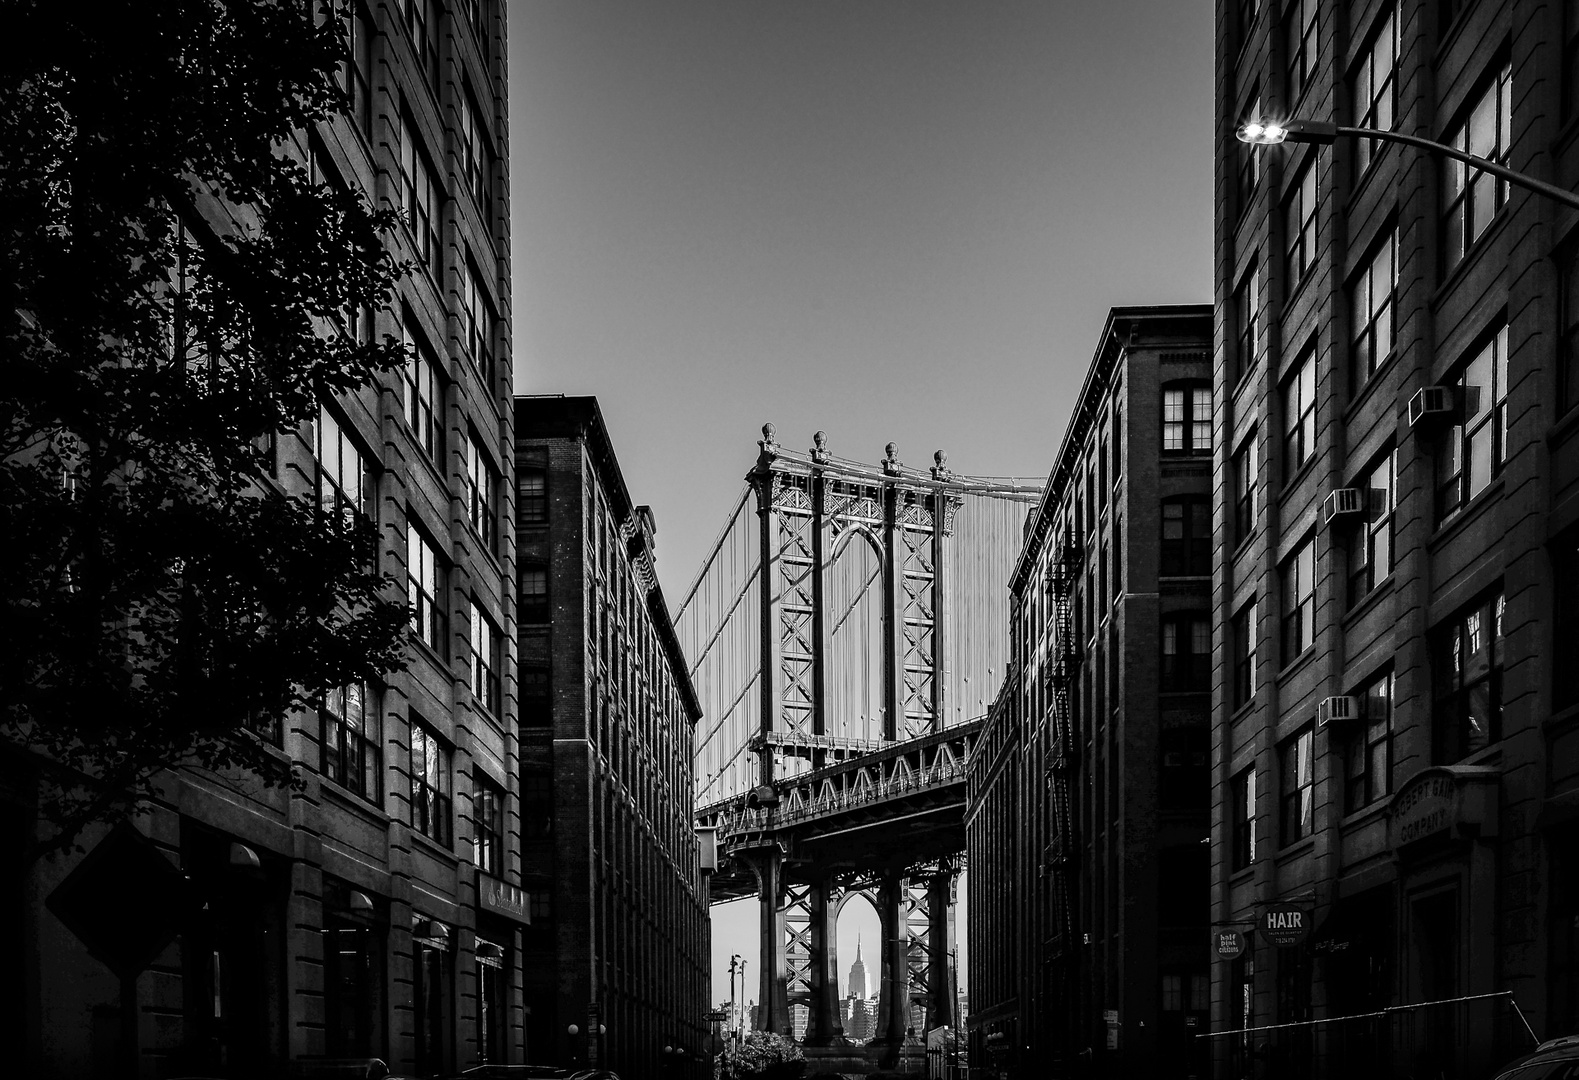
(1212, 2, 1579, 1077)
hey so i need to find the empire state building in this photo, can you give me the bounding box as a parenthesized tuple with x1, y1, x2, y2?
(846, 937, 867, 998)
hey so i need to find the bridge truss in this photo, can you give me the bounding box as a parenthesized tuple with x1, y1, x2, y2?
(678, 426, 1037, 1056)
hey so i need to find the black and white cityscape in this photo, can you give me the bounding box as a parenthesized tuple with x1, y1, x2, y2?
(5, 3, 1579, 1080)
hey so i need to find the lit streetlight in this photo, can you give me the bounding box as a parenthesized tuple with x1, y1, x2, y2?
(1236, 118, 1579, 212)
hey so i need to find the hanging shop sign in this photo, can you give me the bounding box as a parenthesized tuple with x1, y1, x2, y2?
(1258, 903, 1312, 948)
(1214, 928, 1247, 960)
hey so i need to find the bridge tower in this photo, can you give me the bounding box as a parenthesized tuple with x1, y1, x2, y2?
(742, 425, 961, 1050)
(683, 426, 1037, 1066)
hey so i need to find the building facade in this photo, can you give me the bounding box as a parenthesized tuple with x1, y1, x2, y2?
(1213, 2, 1579, 1077)
(513, 395, 711, 1080)
(11, 3, 521, 1078)
(967, 306, 1215, 1079)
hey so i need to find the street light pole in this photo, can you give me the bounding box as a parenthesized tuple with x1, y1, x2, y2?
(1237, 118, 1579, 212)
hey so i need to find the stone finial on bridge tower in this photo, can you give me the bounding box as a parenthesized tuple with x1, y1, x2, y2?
(931, 449, 954, 482)
(757, 423, 779, 469)
(810, 430, 831, 465)
(882, 442, 902, 477)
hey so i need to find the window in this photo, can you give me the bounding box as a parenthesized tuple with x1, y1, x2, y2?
(458, 253, 497, 389)
(321, 880, 378, 1059)
(1437, 326, 1510, 519)
(1161, 499, 1211, 577)
(1282, 349, 1316, 478)
(1161, 614, 1211, 693)
(470, 598, 501, 717)
(1558, 530, 1579, 710)
(1237, 0, 1258, 50)
(465, 429, 499, 554)
(402, 318, 442, 462)
(1566, 0, 1579, 120)
(522, 772, 553, 838)
(476, 934, 506, 1064)
(1162, 382, 1212, 454)
(1560, 244, 1579, 417)
(399, 110, 442, 278)
(1285, 0, 1318, 105)
(463, 0, 494, 47)
(1160, 728, 1210, 810)
(1350, 230, 1397, 391)
(1112, 516, 1123, 598)
(1279, 726, 1314, 846)
(459, 86, 496, 217)
(407, 521, 447, 652)
(1351, 9, 1398, 178)
(1232, 599, 1258, 708)
(518, 467, 547, 525)
(321, 681, 381, 803)
(521, 665, 550, 727)
(1433, 592, 1505, 763)
(315, 406, 372, 527)
(519, 565, 549, 623)
(1233, 432, 1258, 543)
(473, 772, 504, 875)
(1237, 94, 1262, 217)
(1442, 64, 1512, 273)
(410, 719, 452, 846)
(332, 0, 375, 136)
(1281, 536, 1316, 661)
(1234, 259, 1261, 382)
(401, 0, 440, 96)
(1231, 767, 1257, 871)
(1345, 672, 1392, 814)
(1348, 449, 1396, 605)
(1284, 160, 1318, 294)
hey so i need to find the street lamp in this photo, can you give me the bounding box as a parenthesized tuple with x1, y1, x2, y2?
(1236, 118, 1579, 211)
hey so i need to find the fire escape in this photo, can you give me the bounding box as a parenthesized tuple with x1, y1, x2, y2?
(1043, 535, 1082, 1068)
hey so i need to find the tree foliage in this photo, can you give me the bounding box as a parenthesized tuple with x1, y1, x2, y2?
(1, 0, 412, 860)
(722, 1031, 807, 1080)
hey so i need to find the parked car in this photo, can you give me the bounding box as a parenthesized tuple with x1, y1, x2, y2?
(1489, 1034, 1579, 1079)
(456, 1068, 573, 1080)
(567, 1070, 622, 1080)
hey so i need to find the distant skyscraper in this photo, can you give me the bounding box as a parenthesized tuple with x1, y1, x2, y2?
(846, 936, 867, 999)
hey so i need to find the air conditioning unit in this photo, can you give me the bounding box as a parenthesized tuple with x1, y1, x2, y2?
(1322, 487, 1366, 526)
(1317, 695, 1364, 729)
(1408, 385, 1457, 430)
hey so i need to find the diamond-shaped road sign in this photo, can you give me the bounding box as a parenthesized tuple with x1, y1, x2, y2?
(46, 822, 191, 978)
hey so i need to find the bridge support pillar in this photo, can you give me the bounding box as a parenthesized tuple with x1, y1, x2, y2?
(926, 866, 958, 1032)
(744, 846, 791, 1036)
(804, 876, 843, 1046)
(874, 868, 911, 1060)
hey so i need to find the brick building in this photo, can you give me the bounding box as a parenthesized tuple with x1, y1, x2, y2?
(9, 3, 521, 1078)
(513, 395, 711, 1079)
(966, 306, 1215, 1078)
(1212, 2, 1579, 1077)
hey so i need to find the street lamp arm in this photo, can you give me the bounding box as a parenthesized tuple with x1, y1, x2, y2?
(1241, 118, 1579, 212)
(1335, 125, 1579, 211)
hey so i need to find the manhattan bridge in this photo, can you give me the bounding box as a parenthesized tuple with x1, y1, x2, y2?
(676, 425, 1039, 1065)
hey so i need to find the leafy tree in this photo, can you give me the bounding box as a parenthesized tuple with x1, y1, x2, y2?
(722, 1031, 807, 1080)
(0, 0, 412, 862)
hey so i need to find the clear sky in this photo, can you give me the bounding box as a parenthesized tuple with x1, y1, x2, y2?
(506, 0, 1214, 1007)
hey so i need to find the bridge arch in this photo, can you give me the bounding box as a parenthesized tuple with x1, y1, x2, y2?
(823, 525, 886, 746)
